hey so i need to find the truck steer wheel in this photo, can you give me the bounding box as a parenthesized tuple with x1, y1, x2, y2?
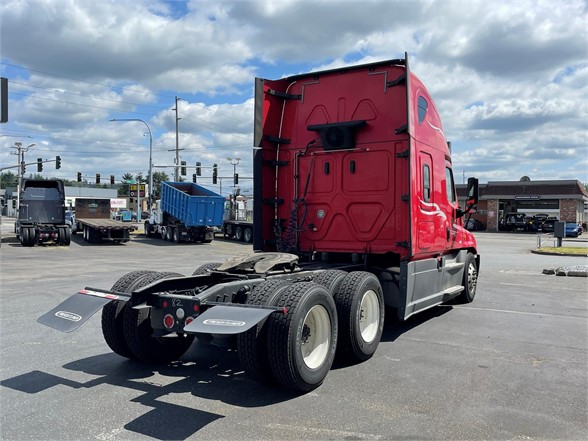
(456, 252, 478, 303)
(101, 270, 156, 359)
(334, 271, 384, 363)
(267, 282, 337, 392)
(237, 280, 292, 384)
(123, 271, 195, 363)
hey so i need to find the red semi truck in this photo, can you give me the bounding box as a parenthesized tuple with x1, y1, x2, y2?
(39, 54, 480, 392)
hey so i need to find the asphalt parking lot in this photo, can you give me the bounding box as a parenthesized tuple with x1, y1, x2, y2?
(0, 218, 586, 440)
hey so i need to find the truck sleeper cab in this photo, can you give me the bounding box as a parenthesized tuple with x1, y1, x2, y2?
(39, 54, 479, 393)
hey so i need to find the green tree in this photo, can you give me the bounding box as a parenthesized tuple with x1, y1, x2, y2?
(1, 171, 17, 189)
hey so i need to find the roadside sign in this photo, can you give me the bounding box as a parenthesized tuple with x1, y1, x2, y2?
(129, 184, 146, 197)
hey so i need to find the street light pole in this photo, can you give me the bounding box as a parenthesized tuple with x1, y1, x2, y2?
(110, 118, 154, 209)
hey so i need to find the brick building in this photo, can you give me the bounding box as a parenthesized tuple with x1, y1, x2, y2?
(457, 180, 587, 231)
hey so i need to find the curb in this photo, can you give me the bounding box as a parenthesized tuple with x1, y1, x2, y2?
(531, 249, 588, 257)
(542, 268, 588, 277)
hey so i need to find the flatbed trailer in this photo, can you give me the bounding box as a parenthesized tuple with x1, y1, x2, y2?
(77, 218, 137, 243)
(75, 198, 137, 243)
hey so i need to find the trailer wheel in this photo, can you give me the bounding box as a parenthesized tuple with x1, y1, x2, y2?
(244, 227, 253, 243)
(102, 270, 156, 359)
(235, 226, 243, 241)
(456, 252, 478, 303)
(314, 270, 348, 296)
(335, 271, 385, 363)
(237, 280, 292, 384)
(267, 282, 337, 392)
(191, 262, 222, 275)
(173, 227, 181, 243)
(123, 271, 195, 363)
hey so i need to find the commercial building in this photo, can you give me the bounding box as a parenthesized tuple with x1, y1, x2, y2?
(457, 179, 587, 231)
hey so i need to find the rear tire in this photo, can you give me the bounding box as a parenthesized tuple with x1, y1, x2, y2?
(235, 226, 243, 241)
(237, 280, 292, 384)
(123, 272, 195, 363)
(267, 282, 338, 392)
(244, 227, 253, 243)
(335, 271, 385, 363)
(173, 227, 181, 243)
(314, 270, 347, 296)
(191, 262, 222, 275)
(102, 270, 156, 359)
(165, 227, 173, 242)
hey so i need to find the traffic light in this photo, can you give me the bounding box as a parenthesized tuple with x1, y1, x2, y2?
(212, 163, 218, 184)
(192, 173, 197, 183)
(96, 173, 100, 184)
(55, 155, 61, 169)
(234, 173, 239, 185)
(196, 161, 201, 176)
(77, 172, 82, 182)
(181, 161, 186, 176)
(37, 158, 43, 172)
(110, 175, 115, 185)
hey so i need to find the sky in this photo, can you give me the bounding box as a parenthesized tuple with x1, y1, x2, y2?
(0, 0, 586, 196)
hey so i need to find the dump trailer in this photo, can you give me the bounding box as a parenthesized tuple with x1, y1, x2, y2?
(75, 198, 137, 243)
(144, 181, 224, 243)
(39, 54, 480, 393)
(16, 179, 70, 246)
(223, 195, 254, 242)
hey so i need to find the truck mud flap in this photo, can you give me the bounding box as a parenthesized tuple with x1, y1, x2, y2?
(37, 289, 130, 333)
(183, 305, 278, 335)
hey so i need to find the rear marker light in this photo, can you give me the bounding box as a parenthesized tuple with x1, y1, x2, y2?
(193, 304, 199, 312)
(162, 300, 168, 308)
(185, 317, 194, 326)
(163, 314, 174, 329)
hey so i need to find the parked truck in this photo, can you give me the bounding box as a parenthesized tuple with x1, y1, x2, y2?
(75, 198, 137, 243)
(15, 178, 70, 246)
(39, 55, 480, 393)
(144, 181, 224, 243)
(223, 194, 254, 242)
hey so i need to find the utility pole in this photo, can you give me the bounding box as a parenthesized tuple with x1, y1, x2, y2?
(173, 96, 181, 181)
(10, 142, 36, 217)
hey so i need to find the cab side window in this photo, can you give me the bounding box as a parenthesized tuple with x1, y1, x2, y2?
(423, 164, 431, 202)
(418, 96, 428, 124)
(445, 167, 456, 204)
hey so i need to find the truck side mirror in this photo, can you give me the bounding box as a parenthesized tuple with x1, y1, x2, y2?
(457, 177, 479, 218)
(466, 177, 479, 207)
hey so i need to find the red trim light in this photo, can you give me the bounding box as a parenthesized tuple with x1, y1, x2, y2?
(193, 304, 199, 312)
(163, 314, 174, 329)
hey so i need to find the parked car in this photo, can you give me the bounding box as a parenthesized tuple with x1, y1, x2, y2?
(565, 222, 583, 237)
(541, 217, 558, 233)
(113, 209, 137, 222)
(525, 213, 549, 232)
(65, 210, 77, 235)
(499, 213, 527, 231)
(465, 219, 485, 231)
